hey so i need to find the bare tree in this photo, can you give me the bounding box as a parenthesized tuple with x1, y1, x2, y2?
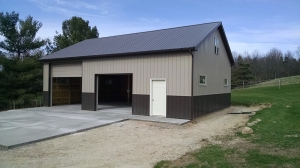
(295, 45, 300, 59)
(231, 46, 300, 87)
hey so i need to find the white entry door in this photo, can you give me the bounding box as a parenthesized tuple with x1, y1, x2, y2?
(151, 80, 166, 117)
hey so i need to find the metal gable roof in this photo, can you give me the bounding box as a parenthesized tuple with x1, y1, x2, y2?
(40, 21, 233, 65)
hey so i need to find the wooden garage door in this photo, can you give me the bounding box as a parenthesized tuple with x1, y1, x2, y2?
(52, 63, 82, 77)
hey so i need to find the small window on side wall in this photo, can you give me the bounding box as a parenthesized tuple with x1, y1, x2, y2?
(199, 75, 206, 85)
(214, 37, 219, 55)
(224, 78, 228, 86)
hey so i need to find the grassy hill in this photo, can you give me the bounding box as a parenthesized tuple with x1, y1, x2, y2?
(155, 83, 300, 167)
(253, 75, 300, 88)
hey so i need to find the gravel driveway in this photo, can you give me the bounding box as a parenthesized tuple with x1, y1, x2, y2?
(0, 106, 260, 168)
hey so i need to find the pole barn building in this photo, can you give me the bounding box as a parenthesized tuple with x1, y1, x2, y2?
(40, 21, 234, 120)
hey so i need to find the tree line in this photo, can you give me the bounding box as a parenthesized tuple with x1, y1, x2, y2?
(0, 11, 299, 110)
(0, 11, 99, 110)
(231, 47, 300, 88)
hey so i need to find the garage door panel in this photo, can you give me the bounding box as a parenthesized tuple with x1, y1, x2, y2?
(52, 77, 82, 106)
(52, 63, 82, 77)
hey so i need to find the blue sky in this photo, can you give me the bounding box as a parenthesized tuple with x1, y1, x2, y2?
(1, 0, 300, 55)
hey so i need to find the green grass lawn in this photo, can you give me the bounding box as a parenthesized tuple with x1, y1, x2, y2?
(232, 84, 300, 148)
(154, 84, 300, 168)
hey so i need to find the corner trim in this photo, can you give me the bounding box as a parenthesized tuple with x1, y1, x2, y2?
(48, 63, 52, 107)
(189, 49, 194, 119)
(94, 75, 98, 111)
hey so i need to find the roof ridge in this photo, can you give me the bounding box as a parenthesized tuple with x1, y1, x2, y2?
(86, 21, 221, 41)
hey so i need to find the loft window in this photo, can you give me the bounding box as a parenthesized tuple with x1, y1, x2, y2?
(199, 75, 206, 85)
(224, 78, 228, 86)
(214, 37, 219, 55)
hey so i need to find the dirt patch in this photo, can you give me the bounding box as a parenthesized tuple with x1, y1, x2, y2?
(224, 136, 300, 158)
(0, 106, 261, 168)
(163, 152, 199, 167)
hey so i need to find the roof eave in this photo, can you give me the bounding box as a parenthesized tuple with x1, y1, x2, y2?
(218, 24, 234, 66)
(40, 47, 196, 62)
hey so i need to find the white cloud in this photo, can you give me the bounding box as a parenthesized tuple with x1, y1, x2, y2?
(227, 23, 300, 54)
(229, 41, 299, 54)
(236, 25, 300, 43)
(29, 0, 113, 17)
(54, 0, 98, 10)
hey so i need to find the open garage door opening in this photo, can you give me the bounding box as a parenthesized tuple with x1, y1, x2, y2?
(97, 74, 132, 110)
(52, 77, 82, 106)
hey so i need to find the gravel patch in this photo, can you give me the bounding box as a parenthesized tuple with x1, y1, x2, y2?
(0, 106, 260, 168)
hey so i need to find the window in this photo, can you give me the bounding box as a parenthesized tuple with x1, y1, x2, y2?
(214, 37, 219, 55)
(199, 75, 206, 85)
(224, 78, 228, 86)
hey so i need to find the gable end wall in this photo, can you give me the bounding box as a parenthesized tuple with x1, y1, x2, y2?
(191, 29, 231, 119)
(193, 29, 231, 96)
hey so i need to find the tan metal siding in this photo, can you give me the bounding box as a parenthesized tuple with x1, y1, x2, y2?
(52, 63, 82, 77)
(82, 52, 192, 96)
(193, 30, 231, 96)
(43, 63, 49, 91)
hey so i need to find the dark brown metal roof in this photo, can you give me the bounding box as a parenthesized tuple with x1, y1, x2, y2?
(40, 21, 234, 65)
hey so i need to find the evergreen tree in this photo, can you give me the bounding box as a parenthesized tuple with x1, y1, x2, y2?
(0, 52, 43, 110)
(0, 11, 45, 60)
(0, 11, 44, 110)
(231, 62, 254, 88)
(51, 16, 99, 52)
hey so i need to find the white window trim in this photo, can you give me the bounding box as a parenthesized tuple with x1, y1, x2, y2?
(224, 78, 228, 87)
(199, 75, 207, 86)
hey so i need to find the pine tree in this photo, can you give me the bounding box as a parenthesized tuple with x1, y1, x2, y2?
(0, 11, 44, 110)
(0, 11, 45, 60)
(231, 62, 254, 88)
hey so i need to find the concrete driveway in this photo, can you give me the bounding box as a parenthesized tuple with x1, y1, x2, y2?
(0, 104, 188, 148)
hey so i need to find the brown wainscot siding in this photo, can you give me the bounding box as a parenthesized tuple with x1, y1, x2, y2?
(192, 93, 231, 119)
(132, 94, 149, 116)
(82, 92, 96, 111)
(167, 96, 192, 120)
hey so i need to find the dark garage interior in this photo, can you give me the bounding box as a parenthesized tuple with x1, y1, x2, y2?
(52, 77, 82, 106)
(98, 74, 132, 105)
